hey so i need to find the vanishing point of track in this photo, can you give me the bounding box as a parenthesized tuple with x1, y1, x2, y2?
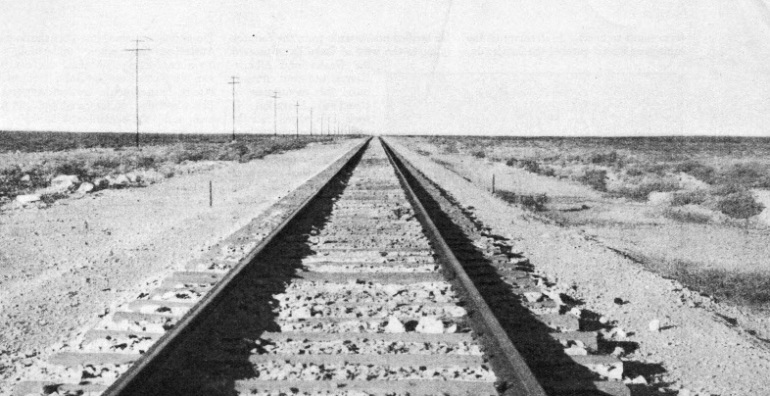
(15, 138, 629, 396)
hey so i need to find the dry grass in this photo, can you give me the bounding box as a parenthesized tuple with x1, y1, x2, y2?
(640, 255, 770, 310)
(0, 135, 350, 202)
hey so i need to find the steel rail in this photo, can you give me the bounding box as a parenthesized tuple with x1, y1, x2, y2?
(102, 137, 371, 396)
(381, 137, 547, 396)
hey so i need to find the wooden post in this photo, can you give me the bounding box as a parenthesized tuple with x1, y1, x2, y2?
(492, 174, 495, 194)
(209, 181, 213, 207)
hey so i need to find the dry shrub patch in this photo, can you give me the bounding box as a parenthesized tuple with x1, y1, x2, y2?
(611, 180, 680, 201)
(495, 190, 549, 211)
(659, 259, 770, 310)
(0, 135, 348, 202)
(661, 207, 712, 224)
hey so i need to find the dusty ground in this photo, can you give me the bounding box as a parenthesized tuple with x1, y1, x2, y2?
(0, 139, 361, 393)
(388, 137, 770, 396)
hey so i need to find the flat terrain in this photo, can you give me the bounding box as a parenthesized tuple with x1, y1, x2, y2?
(388, 137, 770, 396)
(400, 136, 770, 315)
(0, 138, 361, 393)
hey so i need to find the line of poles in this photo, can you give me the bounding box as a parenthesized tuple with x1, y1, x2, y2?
(124, 38, 354, 147)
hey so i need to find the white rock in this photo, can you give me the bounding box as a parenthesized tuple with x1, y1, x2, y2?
(599, 316, 609, 324)
(50, 174, 80, 192)
(416, 316, 444, 334)
(611, 346, 625, 357)
(649, 319, 661, 332)
(293, 307, 312, 319)
(564, 346, 588, 356)
(624, 375, 647, 385)
(569, 307, 583, 318)
(16, 194, 41, 203)
(109, 174, 131, 188)
(523, 291, 543, 303)
(20, 174, 31, 183)
(608, 327, 627, 340)
(384, 317, 405, 333)
(76, 182, 94, 194)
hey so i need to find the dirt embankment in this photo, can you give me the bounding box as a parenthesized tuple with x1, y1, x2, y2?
(388, 138, 770, 396)
(0, 139, 362, 391)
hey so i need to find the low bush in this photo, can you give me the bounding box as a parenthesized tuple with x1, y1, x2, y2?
(505, 158, 518, 167)
(442, 142, 459, 154)
(661, 207, 712, 224)
(520, 159, 540, 174)
(577, 169, 608, 192)
(471, 149, 486, 159)
(716, 191, 764, 220)
(675, 161, 716, 184)
(716, 162, 770, 188)
(588, 151, 623, 167)
(664, 260, 770, 309)
(670, 190, 708, 206)
(495, 190, 549, 211)
(416, 149, 431, 156)
(611, 180, 680, 201)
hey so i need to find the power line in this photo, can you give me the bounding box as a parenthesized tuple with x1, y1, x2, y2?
(271, 91, 280, 136)
(295, 101, 300, 138)
(228, 76, 240, 141)
(124, 38, 150, 148)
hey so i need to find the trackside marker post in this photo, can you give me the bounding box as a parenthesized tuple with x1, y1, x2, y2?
(492, 174, 496, 194)
(209, 181, 213, 207)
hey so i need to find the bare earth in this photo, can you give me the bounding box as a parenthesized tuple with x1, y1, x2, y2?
(0, 139, 361, 393)
(388, 137, 770, 396)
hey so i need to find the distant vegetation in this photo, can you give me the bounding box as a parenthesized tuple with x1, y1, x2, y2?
(0, 130, 352, 153)
(420, 135, 769, 223)
(0, 132, 353, 204)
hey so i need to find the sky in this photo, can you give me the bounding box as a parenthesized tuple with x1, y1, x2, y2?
(1, 1, 770, 136)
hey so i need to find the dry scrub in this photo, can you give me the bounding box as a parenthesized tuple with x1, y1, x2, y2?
(0, 135, 351, 206)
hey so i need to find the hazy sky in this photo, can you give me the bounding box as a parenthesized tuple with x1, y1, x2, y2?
(2, 1, 770, 136)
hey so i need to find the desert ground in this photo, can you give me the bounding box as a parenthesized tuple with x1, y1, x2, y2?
(388, 136, 770, 395)
(0, 138, 361, 394)
(2, 134, 770, 395)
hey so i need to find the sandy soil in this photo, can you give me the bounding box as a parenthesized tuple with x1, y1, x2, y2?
(0, 139, 362, 393)
(388, 137, 770, 396)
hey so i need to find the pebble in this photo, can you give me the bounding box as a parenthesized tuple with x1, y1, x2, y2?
(416, 317, 444, 334)
(649, 319, 661, 332)
(523, 291, 543, 303)
(564, 346, 588, 356)
(383, 316, 405, 333)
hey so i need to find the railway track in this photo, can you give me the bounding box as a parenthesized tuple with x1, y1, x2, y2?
(15, 138, 630, 396)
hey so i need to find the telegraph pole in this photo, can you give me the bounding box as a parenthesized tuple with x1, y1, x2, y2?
(124, 38, 150, 148)
(271, 91, 279, 136)
(295, 101, 300, 138)
(228, 76, 239, 141)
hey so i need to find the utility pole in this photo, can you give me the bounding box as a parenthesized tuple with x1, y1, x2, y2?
(295, 101, 300, 138)
(271, 91, 280, 136)
(310, 108, 313, 135)
(228, 76, 239, 141)
(124, 38, 150, 148)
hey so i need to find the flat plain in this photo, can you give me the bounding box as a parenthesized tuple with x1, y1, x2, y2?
(397, 135, 770, 322)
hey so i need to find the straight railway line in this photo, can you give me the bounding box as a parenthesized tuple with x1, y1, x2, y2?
(15, 138, 629, 396)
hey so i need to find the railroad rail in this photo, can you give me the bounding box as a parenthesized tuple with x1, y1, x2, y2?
(15, 138, 629, 396)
